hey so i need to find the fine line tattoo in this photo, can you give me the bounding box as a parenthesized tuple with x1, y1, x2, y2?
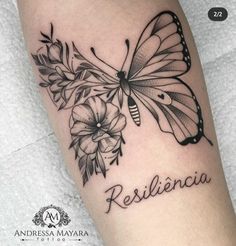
(32, 11, 213, 185)
(104, 171, 212, 213)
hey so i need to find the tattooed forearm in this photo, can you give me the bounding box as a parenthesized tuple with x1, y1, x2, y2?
(105, 171, 211, 213)
(32, 11, 213, 186)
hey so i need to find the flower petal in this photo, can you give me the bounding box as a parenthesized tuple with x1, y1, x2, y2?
(71, 122, 94, 136)
(93, 132, 112, 142)
(109, 114, 126, 133)
(48, 43, 61, 62)
(99, 135, 120, 153)
(85, 97, 106, 123)
(92, 129, 106, 141)
(102, 103, 119, 126)
(79, 134, 98, 154)
(72, 104, 95, 125)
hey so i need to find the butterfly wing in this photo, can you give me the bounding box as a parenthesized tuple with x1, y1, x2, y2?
(127, 11, 206, 145)
(128, 11, 191, 81)
(130, 78, 204, 145)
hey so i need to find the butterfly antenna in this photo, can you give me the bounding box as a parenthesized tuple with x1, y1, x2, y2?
(120, 39, 130, 71)
(203, 134, 213, 146)
(90, 47, 118, 72)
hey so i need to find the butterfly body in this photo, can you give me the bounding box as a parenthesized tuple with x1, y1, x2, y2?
(49, 11, 212, 146)
(117, 71, 131, 96)
(86, 11, 212, 145)
(127, 95, 141, 126)
(117, 71, 141, 126)
(33, 11, 213, 186)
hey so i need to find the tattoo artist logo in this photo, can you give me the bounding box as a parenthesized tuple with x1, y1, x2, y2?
(32, 204, 71, 228)
(14, 204, 89, 243)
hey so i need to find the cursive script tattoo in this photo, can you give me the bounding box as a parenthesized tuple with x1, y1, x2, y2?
(104, 171, 211, 213)
(32, 11, 213, 185)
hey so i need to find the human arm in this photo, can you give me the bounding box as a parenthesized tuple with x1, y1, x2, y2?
(17, 0, 236, 245)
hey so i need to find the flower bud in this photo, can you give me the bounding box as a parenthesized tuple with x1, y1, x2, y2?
(48, 42, 62, 63)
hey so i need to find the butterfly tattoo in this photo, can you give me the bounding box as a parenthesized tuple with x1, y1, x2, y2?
(32, 11, 213, 185)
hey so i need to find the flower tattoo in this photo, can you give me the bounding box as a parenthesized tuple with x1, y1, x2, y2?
(69, 97, 126, 184)
(70, 97, 126, 155)
(32, 12, 213, 185)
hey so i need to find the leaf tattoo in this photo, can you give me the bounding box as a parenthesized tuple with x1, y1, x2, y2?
(32, 11, 213, 185)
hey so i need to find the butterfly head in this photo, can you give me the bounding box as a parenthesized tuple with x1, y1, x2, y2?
(116, 71, 126, 80)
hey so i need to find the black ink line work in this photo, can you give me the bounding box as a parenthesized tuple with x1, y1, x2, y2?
(32, 11, 213, 185)
(104, 171, 211, 213)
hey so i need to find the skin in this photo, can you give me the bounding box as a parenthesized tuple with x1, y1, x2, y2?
(17, 0, 236, 245)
